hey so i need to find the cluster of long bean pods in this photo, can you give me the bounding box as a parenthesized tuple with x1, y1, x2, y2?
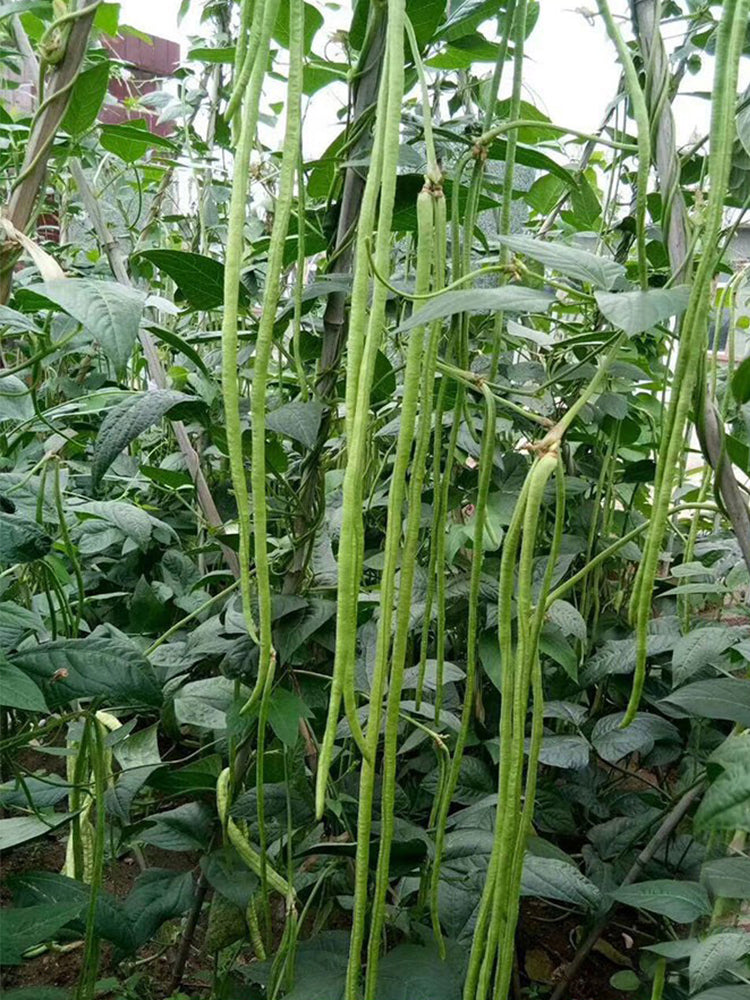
(315, 0, 407, 813)
(219, 0, 304, 939)
(624, 0, 749, 725)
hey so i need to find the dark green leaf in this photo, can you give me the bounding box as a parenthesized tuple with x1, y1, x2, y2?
(376, 941, 466, 1000)
(92, 389, 192, 491)
(701, 856, 750, 899)
(610, 880, 711, 922)
(0, 651, 48, 712)
(10, 635, 163, 709)
(0, 902, 82, 965)
(660, 678, 750, 727)
(0, 813, 73, 852)
(521, 855, 601, 908)
(591, 712, 679, 763)
(731, 355, 750, 403)
(62, 61, 110, 136)
(695, 766, 750, 834)
(0, 512, 52, 565)
(135, 250, 235, 310)
(266, 399, 324, 449)
(99, 120, 178, 162)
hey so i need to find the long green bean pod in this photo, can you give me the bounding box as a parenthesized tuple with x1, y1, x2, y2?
(241, 0, 304, 715)
(625, 0, 749, 725)
(473, 451, 558, 1000)
(495, 458, 565, 999)
(364, 184, 440, 998)
(221, 0, 279, 654)
(489, 0, 528, 380)
(315, 61, 391, 798)
(317, 0, 407, 820)
(427, 383, 497, 959)
(595, 0, 651, 289)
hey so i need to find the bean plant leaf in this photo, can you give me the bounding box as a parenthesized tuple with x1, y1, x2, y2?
(92, 390, 193, 491)
(0, 511, 52, 565)
(395, 286, 554, 333)
(10, 635, 162, 709)
(61, 61, 110, 137)
(0, 813, 73, 852)
(660, 678, 750, 727)
(0, 374, 33, 421)
(594, 285, 692, 335)
(610, 879, 711, 922)
(31, 279, 146, 373)
(520, 855, 601, 908)
(0, 901, 83, 965)
(671, 626, 742, 686)
(591, 712, 679, 763)
(266, 399, 324, 449)
(0, 652, 48, 712)
(375, 941, 466, 1000)
(135, 250, 236, 310)
(122, 868, 196, 952)
(731, 355, 750, 403)
(695, 766, 750, 833)
(689, 932, 750, 992)
(701, 856, 750, 899)
(497, 234, 625, 290)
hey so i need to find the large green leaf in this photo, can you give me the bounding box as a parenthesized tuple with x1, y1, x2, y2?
(689, 932, 750, 992)
(395, 286, 554, 334)
(274, 0, 323, 52)
(695, 766, 750, 833)
(139, 802, 214, 852)
(91, 390, 192, 491)
(610, 879, 711, 922)
(0, 374, 33, 421)
(594, 285, 692, 336)
(61, 61, 110, 136)
(437, 0, 503, 41)
(0, 511, 52, 565)
(174, 676, 239, 730)
(520, 855, 601, 908)
(107, 724, 162, 823)
(375, 941, 465, 1000)
(279, 930, 350, 1000)
(99, 120, 178, 162)
(8, 871, 134, 953)
(731, 355, 750, 404)
(10, 636, 162, 709)
(32, 279, 146, 372)
(0, 813, 73, 852)
(701, 856, 750, 899)
(671, 626, 742, 686)
(0, 651, 48, 712)
(266, 399, 324, 449)
(690, 989, 750, 1000)
(135, 250, 236, 310)
(660, 678, 750, 727)
(122, 868, 195, 952)
(0, 902, 82, 965)
(591, 712, 679, 763)
(496, 234, 625, 290)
